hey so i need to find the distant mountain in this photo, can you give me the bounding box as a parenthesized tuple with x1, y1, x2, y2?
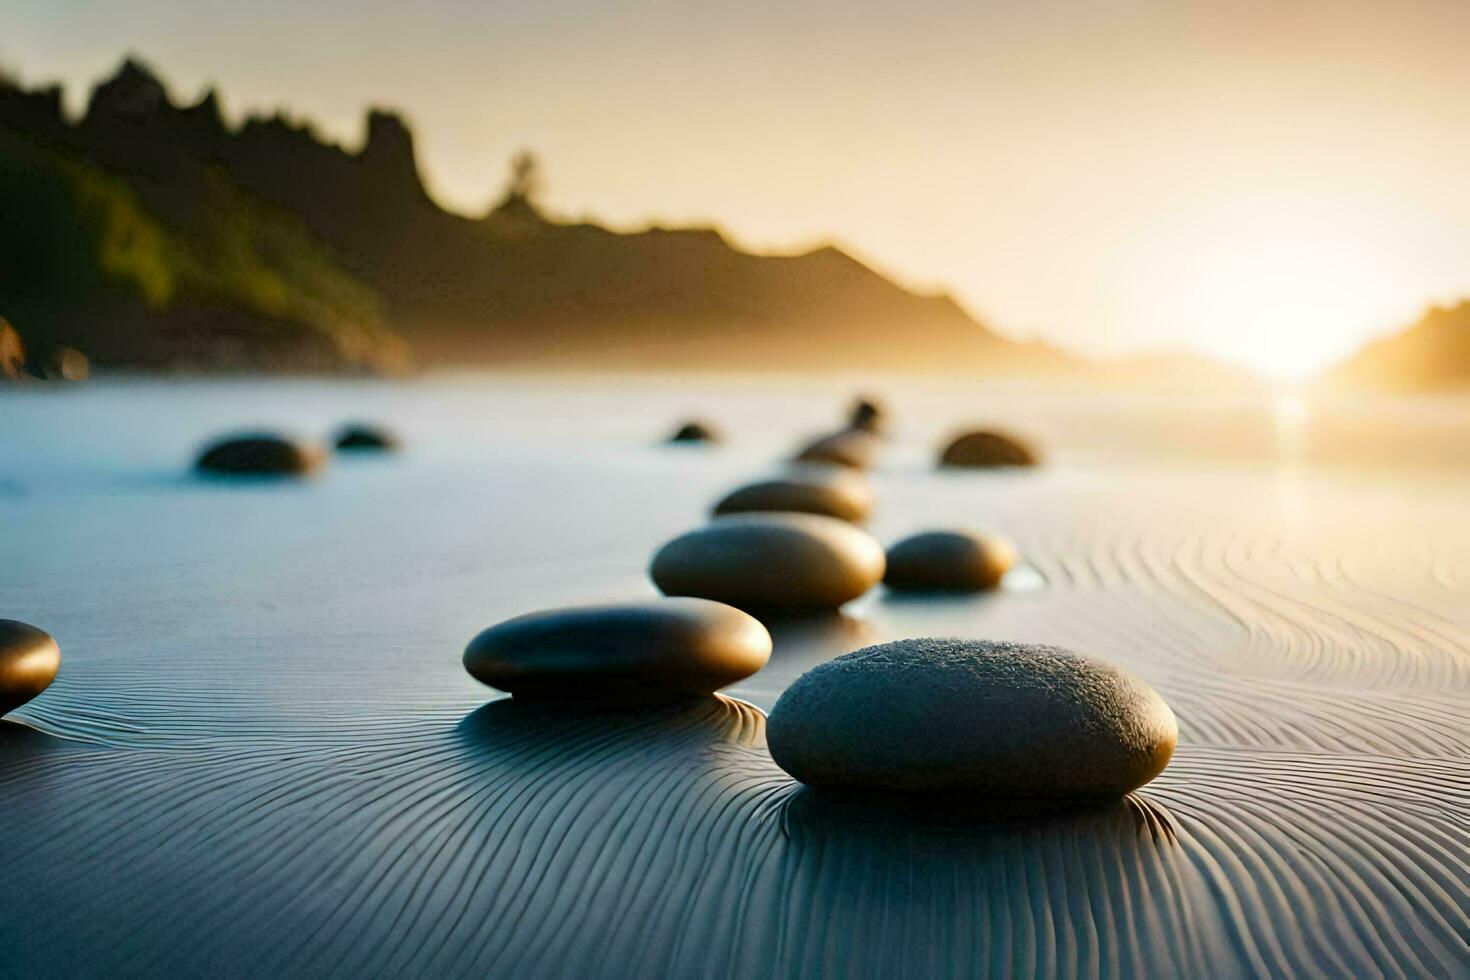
(0, 56, 1073, 375)
(0, 62, 405, 373)
(1320, 301, 1470, 391)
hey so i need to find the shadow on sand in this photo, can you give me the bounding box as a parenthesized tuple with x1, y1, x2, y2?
(763, 610, 877, 662)
(453, 692, 765, 768)
(726, 611, 879, 707)
(0, 717, 61, 753)
(780, 783, 1177, 844)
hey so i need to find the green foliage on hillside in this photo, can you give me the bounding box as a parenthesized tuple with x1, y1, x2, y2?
(0, 56, 1060, 376)
(0, 121, 403, 372)
(0, 132, 159, 312)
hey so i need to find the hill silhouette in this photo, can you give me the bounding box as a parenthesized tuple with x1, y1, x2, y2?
(0, 61, 404, 373)
(1320, 301, 1470, 392)
(0, 56, 1071, 375)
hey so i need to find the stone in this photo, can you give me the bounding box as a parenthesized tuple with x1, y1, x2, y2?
(651, 513, 885, 611)
(794, 427, 880, 469)
(463, 598, 770, 701)
(41, 346, 89, 382)
(884, 530, 1015, 592)
(938, 430, 1038, 468)
(848, 397, 885, 434)
(667, 420, 720, 444)
(0, 620, 60, 716)
(0, 317, 25, 379)
(334, 424, 399, 452)
(766, 638, 1177, 799)
(195, 434, 324, 477)
(713, 471, 872, 523)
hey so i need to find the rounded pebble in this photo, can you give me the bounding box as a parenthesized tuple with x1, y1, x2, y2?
(849, 397, 886, 434)
(463, 598, 770, 701)
(714, 472, 872, 523)
(651, 513, 885, 611)
(0, 620, 60, 716)
(766, 638, 1177, 799)
(794, 428, 880, 469)
(938, 430, 1038, 468)
(195, 433, 324, 477)
(667, 420, 720, 444)
(884, 530, 1016, 592)
(334, 424, 399, 452)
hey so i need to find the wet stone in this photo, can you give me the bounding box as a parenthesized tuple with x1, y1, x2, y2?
(334, 424, 399, 452)
(713, 471, 872, 523)
(884, 530, 1016, 592)
(651, 513, 885, 612)
(939, 430, 1038, 468)
(0, 620, 60, 716)
(463, 598, 771, 701)
(195, 433, 324, 477)
(794, 428, 880, 469)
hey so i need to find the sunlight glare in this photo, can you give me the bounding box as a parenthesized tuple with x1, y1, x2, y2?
(1120, 197, 1422, 381)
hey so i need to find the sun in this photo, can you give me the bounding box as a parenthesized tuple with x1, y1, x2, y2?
(1117, 195, 1423, 383)
(1180, 225, 1406, 382)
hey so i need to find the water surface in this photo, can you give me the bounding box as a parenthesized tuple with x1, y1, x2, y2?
(0, 376, 1466, 977)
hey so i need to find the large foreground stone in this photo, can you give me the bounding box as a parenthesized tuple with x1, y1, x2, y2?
(651, 514, 885, 611)
(884, 530, 1015, 591)
(0, 620, 60, 716)
(463, 598, 770, 701)
(939, 430, 1038, 468)
(196, 434, 324, 477)
(766, 638, 1176, 799)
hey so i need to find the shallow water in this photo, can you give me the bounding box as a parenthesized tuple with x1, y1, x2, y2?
(0, 376, 1466, 977)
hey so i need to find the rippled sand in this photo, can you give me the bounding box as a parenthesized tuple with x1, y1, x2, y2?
(1, 378, 1466, 977)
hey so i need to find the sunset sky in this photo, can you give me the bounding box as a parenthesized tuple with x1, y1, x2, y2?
(6, 0, 1469, 378)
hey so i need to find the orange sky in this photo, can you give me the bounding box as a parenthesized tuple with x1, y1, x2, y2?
(7, 0, 1470, 377)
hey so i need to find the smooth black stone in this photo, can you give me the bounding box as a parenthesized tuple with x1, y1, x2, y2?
(0, 620, 60, 716)
(650, 513, 885, 612)
(848, 397, 886, 434)
(713, 471, 872, 523)
(463, 598, 771, 701)
(766, 638, 1177, 799)
(884, 530, 1015, 592)
(334, 424, 399, 452)
(667, 420, 721, 444)
(939, 430, 1038, 468)
(793, 427, 880, 469)
(195, 434, 324, 477)
(40, 346, 89, 382)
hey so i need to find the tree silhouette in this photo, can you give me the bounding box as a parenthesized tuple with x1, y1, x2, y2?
(503, 150, 542, 207)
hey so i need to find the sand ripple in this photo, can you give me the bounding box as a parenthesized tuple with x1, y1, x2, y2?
(2, 692, 1465, 977)
(2, 423, 1468, 976)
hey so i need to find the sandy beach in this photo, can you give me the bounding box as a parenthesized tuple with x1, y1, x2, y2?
(1, 376, 1467, 977)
